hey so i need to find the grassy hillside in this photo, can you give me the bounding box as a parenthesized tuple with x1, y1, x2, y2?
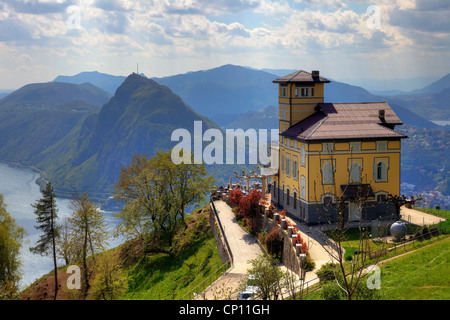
(20, 205, 227, 300)
(123, 206, 226, 300)
(380, 236, 450, 299)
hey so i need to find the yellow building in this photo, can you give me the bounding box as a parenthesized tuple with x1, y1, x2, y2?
(270, 70, 407, 224)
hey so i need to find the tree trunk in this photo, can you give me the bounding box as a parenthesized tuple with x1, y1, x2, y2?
(51, 205, 58, 300)
(83, 217, 90, 299)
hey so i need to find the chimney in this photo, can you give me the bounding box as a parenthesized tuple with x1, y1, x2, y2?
(312, 70, 320, 78)
(379, 109, 385, 121)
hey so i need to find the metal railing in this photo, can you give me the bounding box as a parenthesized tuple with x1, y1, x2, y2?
(179, 260, 231, 300)
(210, 199, 234, 266)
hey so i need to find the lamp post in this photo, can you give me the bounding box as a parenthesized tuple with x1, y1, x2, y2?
(299, 253, 307, 280)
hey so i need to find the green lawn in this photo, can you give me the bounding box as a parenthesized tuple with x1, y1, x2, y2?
(124, 237, 225, 300)
(325, 228, 391, 261)
(414, 207, 450, 220)
(122, 206, 226, 300)
(378, 236, 450, 300)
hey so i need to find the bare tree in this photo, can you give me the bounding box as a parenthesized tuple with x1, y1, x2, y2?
(386, 194, 422, 221)
(309, 147, 385, 300)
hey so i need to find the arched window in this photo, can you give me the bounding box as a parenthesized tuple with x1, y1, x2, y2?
(287, 188, 290, 206)
(374, 160, 388, 181)
(377, 162, 383, 180)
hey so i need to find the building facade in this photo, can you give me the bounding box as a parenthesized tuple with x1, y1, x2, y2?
(270, 70, 407, 225)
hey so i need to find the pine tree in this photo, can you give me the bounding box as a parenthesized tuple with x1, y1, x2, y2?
(30, 182, 60, 300)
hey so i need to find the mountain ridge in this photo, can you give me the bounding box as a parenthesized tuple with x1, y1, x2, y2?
(37, 73, 222, 194)
(48, 65, 449, 123)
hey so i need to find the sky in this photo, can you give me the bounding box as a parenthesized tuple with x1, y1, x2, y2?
(0, 0, 449, 90)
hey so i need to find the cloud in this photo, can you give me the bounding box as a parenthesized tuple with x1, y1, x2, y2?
(388, 6, 450, 33)
(96, 10, 130, 34)
(0, 0, 448, 88)
(414, 0, 450, 11)
(3, 0, 75, 14)
(0, 15, 35, 43)
(294, 0, 347, 9)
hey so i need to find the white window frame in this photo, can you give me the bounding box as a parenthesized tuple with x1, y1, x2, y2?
(300, 175, 306, 199)
(374, 158, 389, 182)
(323, 142, 334, 153)
(321, 160, 335, 185)
(348, 159, 362, 184)
(300, 144, 306, 167)
(350, 142, 361, 152)
(377, 141, 388, 151)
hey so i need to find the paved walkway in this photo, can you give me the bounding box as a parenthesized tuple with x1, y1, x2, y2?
(197, 202, 446, 300)
(198, 200, 331, 299)
(213, 200, 264, 274)
(195, 200, 264, 300)
(400, 206, 446, 226)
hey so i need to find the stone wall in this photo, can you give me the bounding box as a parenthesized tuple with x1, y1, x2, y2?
(209, 202, 232, 264)
(254, 207, 301, 276)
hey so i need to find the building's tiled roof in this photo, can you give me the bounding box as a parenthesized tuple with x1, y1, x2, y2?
(273, 70, 331, 84)
(281, 102, 407, 141)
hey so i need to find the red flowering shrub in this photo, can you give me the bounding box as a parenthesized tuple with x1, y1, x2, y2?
(265, 226, 283, 259)
(228, 188, 243, 206)
(293, 236, 303, 245)
(301, 242, 308, 254)
(238, 188, 262, 231)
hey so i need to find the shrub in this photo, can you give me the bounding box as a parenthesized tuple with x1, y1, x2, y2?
(265, 227, 284, 259)
(430, 226, 440, 237)
(228, 188, 243, 206)
(301, 242, 307, 254)
(315, 262, 339, 283)
(437, 220, 450, 235)
(238, 188, 262, 231)
(321, 282, 344, 300)
(422, 226, 431, 240)
(304, 253, 315, 272)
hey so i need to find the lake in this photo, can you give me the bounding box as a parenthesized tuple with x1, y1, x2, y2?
(431, 120, 450, 126)
(0, 162, 122, 289)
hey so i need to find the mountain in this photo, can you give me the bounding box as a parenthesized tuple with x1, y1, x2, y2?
(324, 80, 381, 103)
(37, 73, 221, 194)
(52, 66, 447, 125)
(218, 105, 278, 130)
(0, 82, 111, 164)
(339, 76, 438, 94)
(0, 89, 12, 100)
(215, 78, 438, 130)
(53, 71, 127, 95)
(385, 88, 450, 122)
(372, 73, 450, 122)
(153, 64, 279, 118)
(408, 73, 450, 95)
(0, 81, 111, 109)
